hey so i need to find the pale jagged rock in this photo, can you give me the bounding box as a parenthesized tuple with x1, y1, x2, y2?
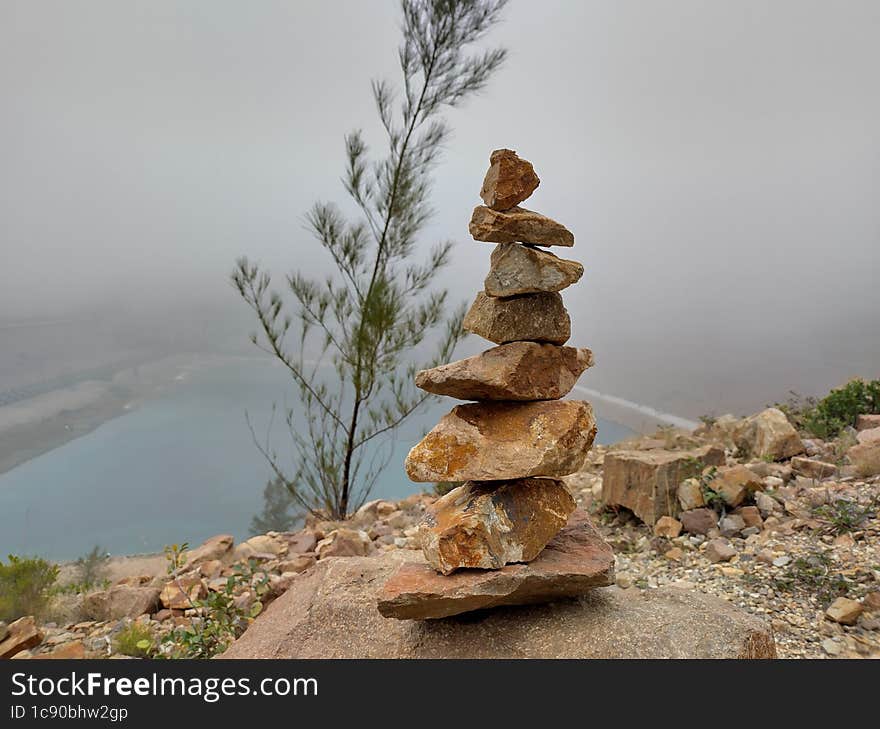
(677, 478, 705, 511)
(315, 529, 374, 559)
(825, 597, 863, 625)
(653, 516, 683, 538)
(405, 400, 596, 483)
(856, 414, 880, 431)
(601, 445, 725, 525)
(857, 427, 880, 445)
(277, 555, 316, 574)
(82, 585, 161, 621)
(0, 616, 43, 659)
(719, 514, 746, 537)
(418, 479, 576, 575)
(484, 243, 583, 297)
(284, 529, 318, 554)
(183, 534, 234, 568)
(848, 440, 880, 477)
(734, 408, 804, 461)
(0, 621, 7, 642)
(479, 148, 540, 210)
(790, 456, 839, 480)
(463, 291, 570, 345)
(220, 552, 776, 658)
(232, 534, 287, 562)
(469, 206, 574, 248)
(415, 341, 591, 401)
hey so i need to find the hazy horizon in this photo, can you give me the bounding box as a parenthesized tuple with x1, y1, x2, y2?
(3, 0, 879, 418)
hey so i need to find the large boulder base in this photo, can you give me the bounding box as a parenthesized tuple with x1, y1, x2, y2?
(602, 445, 726, 525)
(415, 341, 592, 401)
(463, 291, 571, 345)
(405, 400, 597, 483)
(390, 509, 612, 618)
(418, 479, 576, 575)
(469, 206, 574, 248)
(734, 408, 804, 461)
(479, 148, 540, 210)
(220, 553, 776, 659)
(484, 243, 583, 297)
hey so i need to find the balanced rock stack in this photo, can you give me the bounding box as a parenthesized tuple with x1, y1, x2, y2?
(379, 150, 614, 620)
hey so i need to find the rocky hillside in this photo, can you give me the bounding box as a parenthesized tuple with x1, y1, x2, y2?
(2, 407, 878, 660)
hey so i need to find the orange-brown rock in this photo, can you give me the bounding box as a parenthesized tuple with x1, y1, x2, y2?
(405, 400, 597, 483)
(470, 205, 574, 248)
(0, 616, 43, 659)
(479, 148, 540, 210)
(463, 291, 570, 345)
(415, 342, 592, 401)
(601, 445, 726, 525)
(381, 509, 613, 618)
(418, 479, 575, 574)
(485, 243, 583, 297)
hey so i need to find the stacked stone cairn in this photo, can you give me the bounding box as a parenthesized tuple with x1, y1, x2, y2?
(379, 150, 615, 620)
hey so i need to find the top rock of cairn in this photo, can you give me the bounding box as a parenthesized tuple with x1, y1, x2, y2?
(479, 148, 540, 210)
(382, 149, 612, 619)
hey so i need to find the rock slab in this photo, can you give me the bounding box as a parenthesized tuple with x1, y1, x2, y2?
(479, 149, 540, 210)
(220, 553, 776, 658)
(484, 243, 583, 297)
(463, 291, 570, 345)
(405, 400, 597, 483)
(389, 509, 611, 617)
(415, 341, 592, 401)
(469, 206, 574, 248)
(601, 445, 726, 525)
(418, 479, 576, 574)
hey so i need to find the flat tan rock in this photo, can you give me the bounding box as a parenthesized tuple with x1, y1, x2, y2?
(415, 342, 592, 401)
(405, 400, 596, 483)
(463, 291, 570, 345)
(485, 243, 583, 297)
(470, 206, 574, 247)
(419, 479, 575, 574)
(479, 148, 540, 210)
(384, 510, 612, 618)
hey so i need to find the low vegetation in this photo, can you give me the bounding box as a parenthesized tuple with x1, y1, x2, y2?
(113, 622, 155, 658)
(0, 555, 59, 622)
(773, 551, 851, 608)
(776, 378, 880, 439)
(160, 558, 269, 659)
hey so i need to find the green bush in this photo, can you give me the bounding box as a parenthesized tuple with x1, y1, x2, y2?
(776, 379, 880, 439)
(0, 555, 59, 622)
(803, 378, 880, 439)
(114, 622, 155, 658)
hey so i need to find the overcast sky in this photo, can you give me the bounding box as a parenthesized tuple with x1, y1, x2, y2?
(1, 0, 878, 417)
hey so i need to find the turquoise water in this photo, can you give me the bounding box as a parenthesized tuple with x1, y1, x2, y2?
(0, 360, 632, 561)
